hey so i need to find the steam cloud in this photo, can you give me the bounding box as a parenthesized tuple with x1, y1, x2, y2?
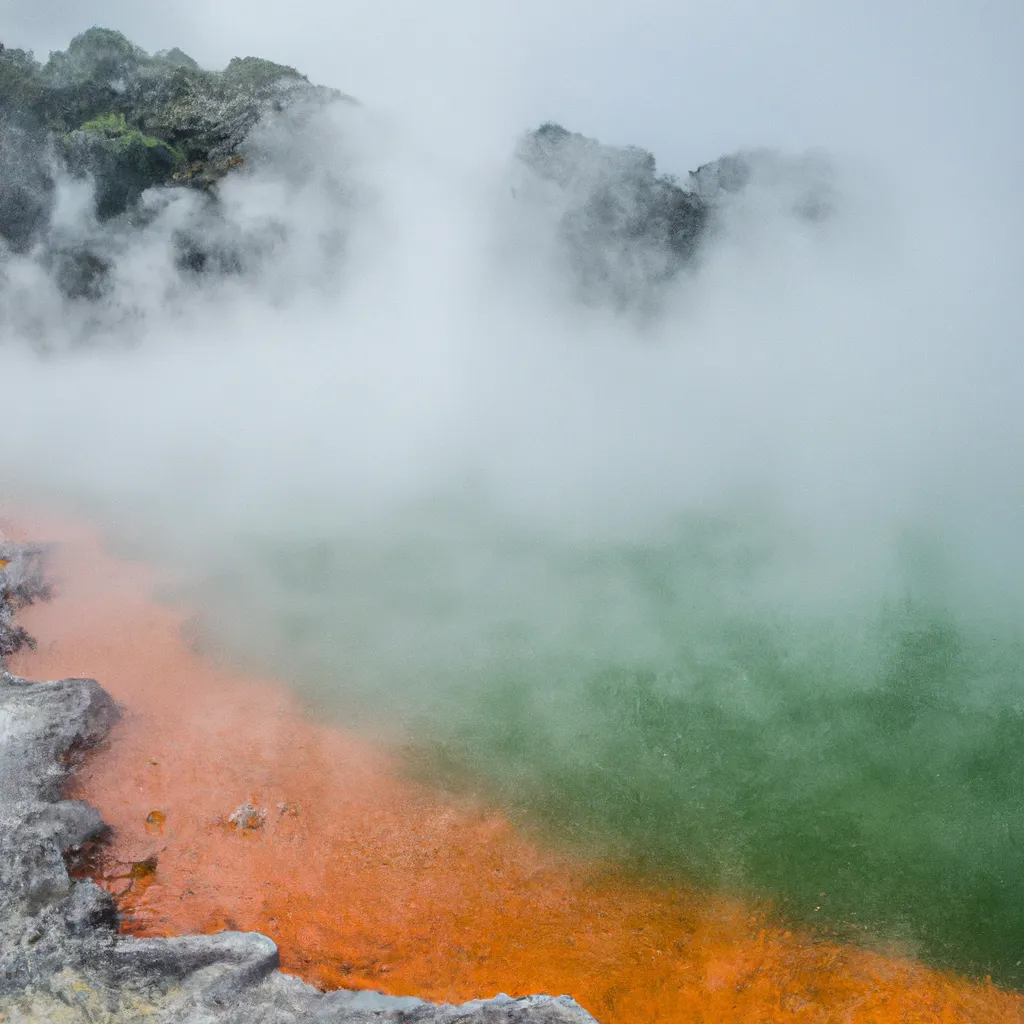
(2, 0, 1024, 986)
(2, 98, 1020, 625)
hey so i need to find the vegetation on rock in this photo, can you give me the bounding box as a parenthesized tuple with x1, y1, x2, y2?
(0, 26, 348, 231)
(0, 27, 831, 318)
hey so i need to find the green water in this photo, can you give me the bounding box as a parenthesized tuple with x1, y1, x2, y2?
(194, 507, 1024, 987)
(413, 621, 1024, 985)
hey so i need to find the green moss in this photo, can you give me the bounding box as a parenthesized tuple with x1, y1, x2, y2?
(76, 112, 184, 163)
(79, 111, 129, 136)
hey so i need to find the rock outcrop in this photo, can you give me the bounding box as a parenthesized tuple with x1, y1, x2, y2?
(0, 28, 356, 313)
(512, 122, 709, 311)
(1, 27, 835, 321)
(0, 28, 348, 238)
(0, 543, 600, 1023)
(512, 123, 835, 311)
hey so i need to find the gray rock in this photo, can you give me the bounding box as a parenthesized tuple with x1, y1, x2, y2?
(0, 113, 56, 254)
(0, 29, 367, 317)
(510, 123, 838, 314)
(513, 122, 709, 313)
(17, 29, 347, 200)
(0, 542, 51, 658)
(0, 27, 351, 247)
(0, 544, 601, 1023)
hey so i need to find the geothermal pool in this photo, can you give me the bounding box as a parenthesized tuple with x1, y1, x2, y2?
(8, 515, 1024, 1023)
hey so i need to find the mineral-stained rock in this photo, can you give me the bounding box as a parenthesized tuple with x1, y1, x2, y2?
(0, 544, 601, 1023)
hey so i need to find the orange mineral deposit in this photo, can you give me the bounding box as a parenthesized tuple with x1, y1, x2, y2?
(7, 514, 1024, 1024)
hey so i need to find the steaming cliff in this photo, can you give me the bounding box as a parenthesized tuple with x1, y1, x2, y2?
(0, 28, 348, 239)
(0, 27, 831, 323)
(0, 28, 353, 305)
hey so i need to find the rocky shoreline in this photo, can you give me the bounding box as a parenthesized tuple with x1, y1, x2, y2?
(0, 541, 598, 1023)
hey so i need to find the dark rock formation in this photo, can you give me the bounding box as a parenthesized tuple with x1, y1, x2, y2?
(0, 544, 601, 1023)
(511, 124, 834, 313)
(689, 147, 836, 222)
(0, 27, 835, 327)
(0, 28, 354, 310)
(512, 123, 709, 312)
(59, 112, 185, 221)
(0, 28, 348, 233)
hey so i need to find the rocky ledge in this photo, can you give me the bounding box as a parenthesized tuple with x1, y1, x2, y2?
(0, 542, 599, 1023)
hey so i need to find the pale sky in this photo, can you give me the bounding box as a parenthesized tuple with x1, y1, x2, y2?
(4, 0, 1022, 180)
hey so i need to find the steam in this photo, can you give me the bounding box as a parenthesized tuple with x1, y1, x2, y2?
(2, 114, 1019, 617)
(3, 3, 1024, 984)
